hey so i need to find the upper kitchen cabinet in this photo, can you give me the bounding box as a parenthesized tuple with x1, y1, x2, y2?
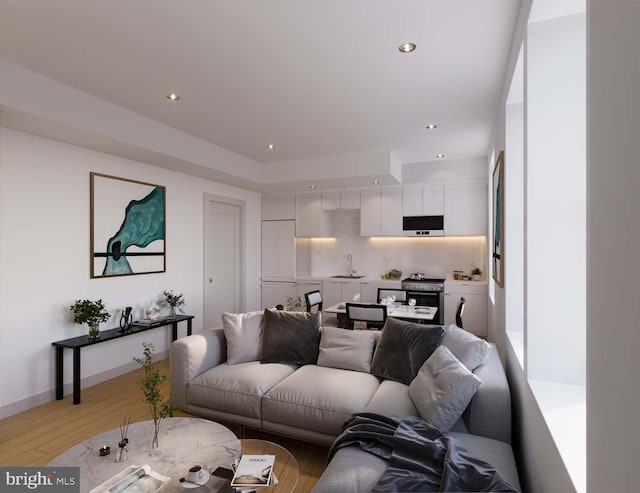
(360, 189, 381, 236)
(380, 188, 403, 236)
(322, 191, 361, 210)
(403, 185, 444, 216)
(295, 193, 327, 237)
(262, 195, 295, 220)
(444, 182, 487, 236)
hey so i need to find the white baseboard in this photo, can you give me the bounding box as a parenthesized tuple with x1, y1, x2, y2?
(0, 350, 169, 419)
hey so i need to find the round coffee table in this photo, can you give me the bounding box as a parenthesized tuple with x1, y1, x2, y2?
(48, 417, 240, 492)
(47, 418, 300, 492)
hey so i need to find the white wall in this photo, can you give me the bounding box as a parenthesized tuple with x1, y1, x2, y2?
(587, 1, 640, 491)
(0, 127, 262, 417)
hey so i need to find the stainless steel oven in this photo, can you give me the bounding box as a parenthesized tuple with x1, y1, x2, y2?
(401, 276, 445, 325)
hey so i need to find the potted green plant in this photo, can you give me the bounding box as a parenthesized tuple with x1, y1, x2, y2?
(161, 290, 185, 318)
(69, 299, 110, 340)
(285, 296, 304, 312)
(471, 267, 483, 281)
(133, 342, 175, 453)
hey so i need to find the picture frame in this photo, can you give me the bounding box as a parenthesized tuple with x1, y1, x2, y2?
(90, 172, 166, 278)
(492, 151, 505, 287)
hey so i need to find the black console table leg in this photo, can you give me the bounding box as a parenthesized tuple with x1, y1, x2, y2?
(187, 318, 192, 336)
(55, 347, 64, 400)
(73, 348, 81, 405)
(172, 323, 178, 341)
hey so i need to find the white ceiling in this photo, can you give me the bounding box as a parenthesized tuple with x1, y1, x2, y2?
(0, 0, 520, 187)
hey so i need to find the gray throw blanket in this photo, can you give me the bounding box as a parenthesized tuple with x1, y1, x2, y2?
(328, 413, 518, 492)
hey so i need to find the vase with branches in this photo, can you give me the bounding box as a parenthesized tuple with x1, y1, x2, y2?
(162, 290, 185, 318)
(69, 299, 110, 340)
(133, 342, 175, 453)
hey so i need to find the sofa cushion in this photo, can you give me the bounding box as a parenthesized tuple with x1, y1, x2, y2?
(317, 326, 376, 373)
(370, 318, 445, 385)
(409, 345, 481, 432)
(442, 324, 492, 371)
(260, 309, 321, 365)
(364, 379, 418, 417)
(262, 365, 380, 435)
(222, 311, 264, 365)
(188, 361, 297, 418)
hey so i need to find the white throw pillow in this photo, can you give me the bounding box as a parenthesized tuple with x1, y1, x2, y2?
(441, 324, 492, 371)
(317, 326, 376, 373)
(408, 345, 482, 432)
(221, 311, 264, 365)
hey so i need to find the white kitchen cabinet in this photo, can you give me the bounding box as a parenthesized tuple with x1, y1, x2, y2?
(340, 190, 361, 209)
(295, 280, 322, 302)
(360, 189, 381, 236)
(295, 193, 326, 237)
(360, 280, 402, 303)
(261, 220, 296, 280)
(262, 195, 295, 220)
(423, 184, 444, 215)
(261, 282, 296, 309)
(322, 191, 361, 210)
(444, 281, 488, 336)
(322, 280, 361, 307)
(444, 182, 487, 236)
(380, 188, 403, 236)
(403, 186, 423, 216)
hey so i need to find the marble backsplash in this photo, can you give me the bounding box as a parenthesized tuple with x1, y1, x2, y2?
(304, 210, 487, 280)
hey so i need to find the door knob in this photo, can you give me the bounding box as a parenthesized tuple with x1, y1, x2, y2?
(209, 278, 213, 283)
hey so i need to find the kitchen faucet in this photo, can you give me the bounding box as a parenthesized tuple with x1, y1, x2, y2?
(347, 253, 353, 276)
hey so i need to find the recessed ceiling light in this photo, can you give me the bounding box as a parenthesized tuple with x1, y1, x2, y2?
(267, 143, 276, 150)
(426, 124, 438, 130)
(166, 93, 180, 101)
(372, 180, 380, 184)
(398, 42, 416, 53)
(436, 154, 445, 159)
(309, 185, 317, 189)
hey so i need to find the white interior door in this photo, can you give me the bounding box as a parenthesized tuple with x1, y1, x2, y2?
(204, 199, 242, 328)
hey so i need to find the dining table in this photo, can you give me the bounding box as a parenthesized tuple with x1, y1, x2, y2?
(324, 302, 438, 328)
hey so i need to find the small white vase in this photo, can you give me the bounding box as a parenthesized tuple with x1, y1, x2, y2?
(146, 302, 160, 320)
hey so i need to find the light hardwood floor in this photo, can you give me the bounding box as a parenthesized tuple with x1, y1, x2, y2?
(0, 359, 330, 492)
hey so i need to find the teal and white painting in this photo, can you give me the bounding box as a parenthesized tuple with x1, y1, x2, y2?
(91, 173, 166, 278)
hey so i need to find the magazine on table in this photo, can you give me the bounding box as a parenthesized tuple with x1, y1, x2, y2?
(230, 455, 275, 488)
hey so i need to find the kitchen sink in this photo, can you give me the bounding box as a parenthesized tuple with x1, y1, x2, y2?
(330, 275, 366, 279)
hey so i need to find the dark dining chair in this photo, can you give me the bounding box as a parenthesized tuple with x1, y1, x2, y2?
(346, 303, 388, 330)
(376, 288, 408, 304)
(455, 297, 466, 329)
(304, 290, 323, 313)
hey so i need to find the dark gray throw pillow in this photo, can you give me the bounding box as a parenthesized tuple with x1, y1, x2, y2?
(260, 309, 321, 365)
(370, 317, 445, 385)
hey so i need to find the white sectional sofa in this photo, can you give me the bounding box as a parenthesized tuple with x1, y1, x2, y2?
(169, 310, 520, 491)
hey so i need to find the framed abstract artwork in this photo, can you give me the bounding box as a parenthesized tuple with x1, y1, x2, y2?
(90, 173, 166, 278)
(492, 151, 505, 287)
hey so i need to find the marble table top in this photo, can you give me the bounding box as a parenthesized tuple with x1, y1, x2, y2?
(48, 417, 241, 492)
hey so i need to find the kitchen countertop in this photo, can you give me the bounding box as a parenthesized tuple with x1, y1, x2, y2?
(295, 275, 403, 283)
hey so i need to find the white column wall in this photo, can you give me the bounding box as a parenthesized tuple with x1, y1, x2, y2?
(0, 127, 262, 416)
(526, 12, 586, 385)
(587, 1, 640, 491)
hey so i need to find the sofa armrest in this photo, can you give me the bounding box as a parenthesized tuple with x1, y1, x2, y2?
(170, 327, 227, 410)
(465, 345, 512, 444)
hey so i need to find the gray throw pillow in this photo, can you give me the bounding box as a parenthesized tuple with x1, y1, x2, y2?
(442, 324, 492, 371)
(370, 317, 445, 385)
(260, 309, 321, 365)
(408, 345, 482, 432)
(317, 326, 377, 373)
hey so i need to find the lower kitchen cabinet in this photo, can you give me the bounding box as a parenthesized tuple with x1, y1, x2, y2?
(322, 280, 361, 308)
(360, 280, 402, 303)
(261, 283, 296, 310)
(443, 281, 488, 337)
